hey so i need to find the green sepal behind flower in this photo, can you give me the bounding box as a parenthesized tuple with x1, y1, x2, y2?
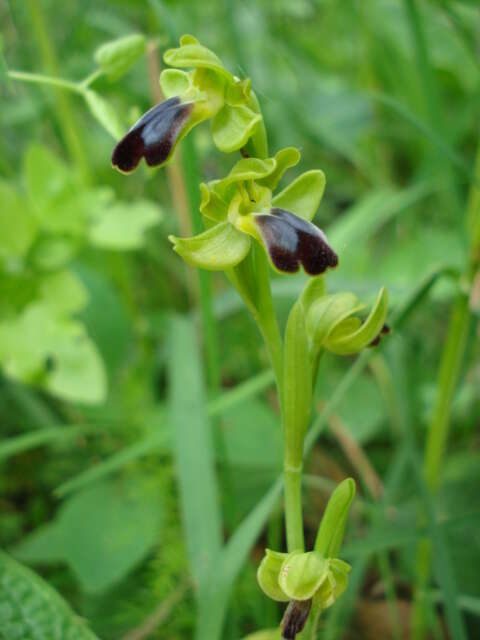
(94, 33, 146, 81)
(315, 478, 356, 558)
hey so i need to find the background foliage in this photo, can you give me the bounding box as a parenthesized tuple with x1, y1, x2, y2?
(1, 0, 479, 638)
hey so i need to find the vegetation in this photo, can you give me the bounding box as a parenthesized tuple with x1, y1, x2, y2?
(1, 1, 479, 639)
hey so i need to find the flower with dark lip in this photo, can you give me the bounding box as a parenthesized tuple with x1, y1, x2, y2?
(254, 208, 338, 276)
(111, 97, 194, 173)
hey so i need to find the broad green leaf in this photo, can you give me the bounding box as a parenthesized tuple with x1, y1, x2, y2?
(327, 287, 389, 355)
(259, 147, 301, 190)
(94, 33, 146, 80)
(89, 199, 161, 249)
(257, 549, 289, 602)
(211, 104, 262, 153)
(45, 326, 106, 404)
(39, 270, 88, 314)
(0, 552, 99, 639)
(160, 68, 191, 98)
(0, 304, 107, 404)
(84, 90, 124, 140)
(168, 315, 222, 593)
(279, 551, 328, 600)
(0, 181, 36, 260)
(169, 222, 250, 271)
(314, 478, 356, 558)
(272, 170, 326, 221)
(13, 477, 162, 593)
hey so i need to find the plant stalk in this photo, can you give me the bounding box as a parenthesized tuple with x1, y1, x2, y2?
(413, 139, 480, 638)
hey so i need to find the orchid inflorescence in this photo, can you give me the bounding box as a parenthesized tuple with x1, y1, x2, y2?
(112, 34, 390, 639)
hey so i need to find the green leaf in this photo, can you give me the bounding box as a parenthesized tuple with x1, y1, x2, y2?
(39, 270, 89, 314)
(272, 170, 326, 221)
(160, 68, 192, 99)
(0, 181, 37, 260)
(283, 302, 312, 471)
(94, 33, 146, 80)
(278, 551, 328, 600)
(211, 104, 262, 153)
(13, 478, 162, 593)
(0, 552, 99, 639)
(84, 90, 124, 140)
(89, 199, 161, 249)
(326, 287, 389, 355)
(168, 315, 222, 592)
(257, 549, 290, 602)
(259, 147, 301, 190)
(314, 478, 356, 558)
(169, 222, 250, 271)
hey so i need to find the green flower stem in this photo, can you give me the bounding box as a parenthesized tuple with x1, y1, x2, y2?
(7, 70, 83, 94)
(413, 140, 480, 638)
(25, 0, 91, 182)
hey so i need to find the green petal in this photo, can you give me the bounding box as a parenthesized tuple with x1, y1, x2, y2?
(221, 157, 276, 186)
(211, 104, 262, 153)
(257, 549, 290, 602)
(159, 69, 192, 99)
(314, 478, 356, 558)
(279, 551, 329, 601)
(272, 170, 326, 221)
(259, 147, 301, 190)
(326, 287, 389, 355)
(164, 37, 233, 82)
(199, 183, 229, 222)
(169, 222, 250, 271)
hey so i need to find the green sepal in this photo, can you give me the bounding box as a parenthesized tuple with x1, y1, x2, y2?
(211, 104, 262, 153)
(220, 157, 277, 186)
(257, 549, 290, 602)
(164, 35, 233, 82)
(272, 170, 326, 221)
(306, 293, 364, 353)
(258, 147, 301, 190)
(94, 34, 146, 81)
(314, 478, 356, 558)
(326, 287, 389, 355)
(169, 222, 250, 271)
(279, 551, 329, 601)
(159, 68, 192, 99)
(299, 276, 327, 313)
(313, 559, 351, 610)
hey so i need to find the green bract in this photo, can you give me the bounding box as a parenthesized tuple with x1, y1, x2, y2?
(94, 34, 146, 81)
(257, 479, 355, 611)
(169, 148, 335, 277)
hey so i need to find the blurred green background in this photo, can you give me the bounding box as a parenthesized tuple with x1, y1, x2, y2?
(1, 1, 479, 639)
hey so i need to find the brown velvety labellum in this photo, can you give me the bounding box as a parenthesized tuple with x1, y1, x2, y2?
(369, 323, 391, 347)
(281, 599, 312, 639)
(111, 97, 193, 173)
(256, 208, 338, 275)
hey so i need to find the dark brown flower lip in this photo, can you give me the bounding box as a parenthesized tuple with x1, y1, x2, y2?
(368, 323, 391, 347)
(281, 599, 312, 639)
(255, 207, 338, 275)
(111, 97, 193, 173)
